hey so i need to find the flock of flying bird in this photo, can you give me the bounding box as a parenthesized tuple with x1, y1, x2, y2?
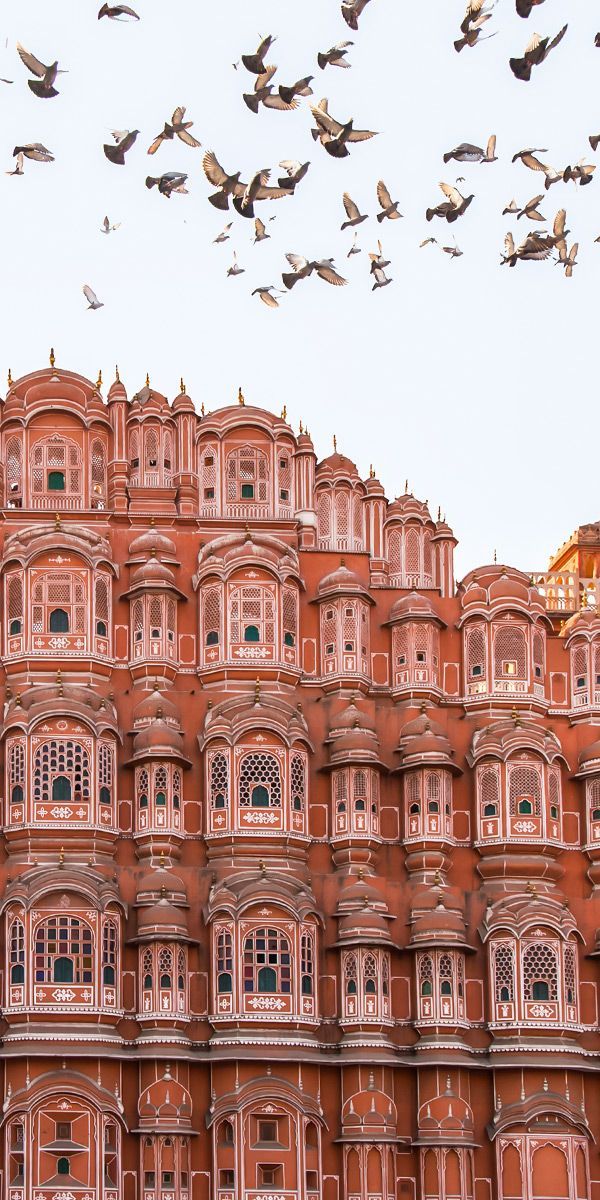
(3, 0, 596, 309)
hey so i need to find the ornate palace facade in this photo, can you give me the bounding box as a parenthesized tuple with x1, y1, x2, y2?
(1, 359, 600, 1200)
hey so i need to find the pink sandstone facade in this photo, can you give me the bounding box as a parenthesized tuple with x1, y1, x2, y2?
(1, 360, 600, 1200)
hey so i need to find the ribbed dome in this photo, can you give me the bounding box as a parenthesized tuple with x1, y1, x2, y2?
(137, 867, 186, 903)
(133, 688, 181, 729)
(317, 563, 368, 597)
(386, 493, 431, 522)
(131, 557, 177, 587)
(132, 718, 186, 760)
(579, 739, 600, 768)
(137, 899, 189, 937)
(398, 710, 446, 742)
(388, 591, 444, 624)
(316, 451, 360, 480)
(129, 528, 177, 558)
(333, 697, 376, 733)
(172, 388, 195, 413)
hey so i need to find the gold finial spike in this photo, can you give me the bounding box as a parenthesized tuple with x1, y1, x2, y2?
(281, 404, 287, 421)
(238, 386, 245, 406)
(180, 377, 186, 395)
(49, 347, 55, 368)
(493, 548, 497, 564)
(369, 464, 375, 479)
(201, 402, 205, 416)
(55, 512, 62, 530)
(582, 590, 588, 609)
(115, 364, 120, 382)
(404, 478, 408, 494)
(437, 505, 441, 521)
(7, 367, 12, 387)
(254, 676, 261, 705)
(160, 850, 165, 867)
(96, 369, 102, 389)
(299, 419, 304, 434)
(333, 433, 337, 452)
(59, 846, 65, 867)
(145, 373, 150, 387)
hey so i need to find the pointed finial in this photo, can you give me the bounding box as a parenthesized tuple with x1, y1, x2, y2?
(437, 505, 441, 520)
(582, 590, 588, 609)
(299, 419, 304, 434)
(7, 368, 12, 387)
(254, 676, 261, 705)
(281, 404, 287, 420)
(333, 433, 337, 451)
(145, 373, 150, 387)
(543, 1077, 549, 1092)
(160, 850, 165, 867)
(96, 369, 102, 390)
(115, 364, 120, 382)
(369, 464, 375, 479)
(238, 386, 245, 406)
(55, 512, 62, 530)
(201, 402, 205, 416)
(59, 846, 65, 867)
(493, 548, 497, 564)
(404, 478, 408, 493)
(50, 347, 55, 368)
(180, 377, 186, 395)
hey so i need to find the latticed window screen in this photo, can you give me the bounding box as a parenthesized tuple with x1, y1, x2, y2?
(217, 928, 233, 990)
(344, 951, 358, 993)
(290, 752, 306, 811)
(405, 527, 420, 575)
(335, 490, 350, 537)
(158, 946, 173, 985)
(98, 741, 114, 801)
(94, 575, 110, 631)
(149, 596, 163, 635)
(163, 430, 173, 477)
(226, 445, 269, 503)
(571, 644, 588, 688)
(282, 587, 298, 644)
(388, 528, 402, 575)
(342, 605, 358, 650)
(335, 769, 348, 811)
(522, 942, 558, 1000)
(426, 771, 441, 810)
(31, 572, 87, 635)
(393, 625, 409, 665)
(102, 920, 118, 978)
(209, 751, 229, 808)
(594, 644, 600, 686)
(532, 629, 545, 676)
(353, 770, 367, 804)
(563, 943, 577, 1005)
(493, 942, 515, 1001)
(588, 778, 600, 822)
(301, 931, 314, 994)
(406, 772, 422, 812)
(238, 753, 282, 807)
(202, 585, 222, 646)
(508, 763, 542, 816)
(317, 490, 332, 540)
(479, 765, 500, 815)
(7, 574, 23, 628)
(465, 625, 486, 679)
(199, 445, 218, 497)
(277, 451, 293, 503)
(145, 428, 159, 468)
(5, 436, 22, 497)
(439, 954, 453, 994)
(363, 952, 377, 994)
(229, 584, 276, 643)
(167, 599, 176, 640)
(243, 927, 291, 993)
(30, 436, 82, 497)
(34, 915, 94, 984)
(10, 919, 25, 979)
(547, 768, 561, 816)
(352, 492, 364, 549)
(321, 606, 338, 656)
(493, 625, 528, 679)
(8, 740, 25, 790)
(90, 438, 106, 502)
(132, 599, 143, 642)
(32, 740, 91, 806)
(142, 947, 153, 986)
(419, 953, 434, 995)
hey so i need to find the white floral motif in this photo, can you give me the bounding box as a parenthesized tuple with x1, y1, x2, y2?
(247, 996, 286, 1010)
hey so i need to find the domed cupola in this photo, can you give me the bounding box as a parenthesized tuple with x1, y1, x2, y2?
(563, 604, 600, 718)
(386, 591, 446, 698)
(384, 490, 440, 590)
(334, 875, 394, 1041)
(133, 870, 193, 1038)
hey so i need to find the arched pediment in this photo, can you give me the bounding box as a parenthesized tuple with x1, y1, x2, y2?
(205, 869, 321, 925)
(1, 867, 126, 915)
(2, 684, 119, 740)
(206, 1074, 325, 1129)
(0, 522, 117, 574)
(480, 893, 581, 943)
(194, 529, 301, 587)
(488, 1090, 592, 1141)
(1, 1069, 126, 1121)
(199, 691, 311, 751)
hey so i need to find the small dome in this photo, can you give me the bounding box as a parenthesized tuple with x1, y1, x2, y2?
(138, 1070, 193, 1130)
(337, 908, 391, 942)
(470, 716, 565, 765)
(386, 493, 431, 522)
(133, 688, 181, 729)
(132, 718, 187, 761)
(172, 385, 195, 413)
(398, 710, 446, 742)
(131, 557, 177, 588)
(129, 527, 177, 558)
(137, 867, 186, 903)
(317, 562, 368, 598)
(578, 739, 600, 769)
(137, 899, 189, 938)
(564, 606, 600, 644)
(332, 696, 376, 733)
(410, 905, 467, 947)
(316, 451, 360, 481)
(460, 564, 547, 619)
(107, 373, 127, 402)
(388, 591, 445, 625)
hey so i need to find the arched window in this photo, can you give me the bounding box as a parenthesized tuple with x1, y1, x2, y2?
(209, 751, 229, 810)
(492, 941, 515, 1004)
(102, 919, 118, 986)
(49, 608, 69, 633)
(239, 753, 282, 808)
(90, 438, 107, 507)
(6, 573, 23, 637)
(202, 585, 222, 654)
(493, 624, 528, 683)
(94, 575, 110, 642)
(34, 915, 94, 985)
(522, 942, 558, 1002)
(508, 763, 542, 818)
(199, 444, 218, 510)
(5, 435, 23, 505)
(465, 623, 487, 684)
(57, 1157, 70, 1176)
(226, 445, 269, 507)
(98, 741, 115, 811)
(290, 752, 306, 813)
(33, 740, 91, 809)
(30, 435, 83, 507)
(217, 929, 233, 993)
(243, 928, 291, 994)
(419, 954, 433, 997)
(229, 583, 276, 647)
(301, 931, 314, 996)
(9, 918, 25, 984)
(345, 952, 358, 995)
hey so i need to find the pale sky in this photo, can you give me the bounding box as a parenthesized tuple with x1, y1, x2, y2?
(0, 0, 596, 576)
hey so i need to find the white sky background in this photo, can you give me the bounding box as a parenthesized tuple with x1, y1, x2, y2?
(0, 0, 597, 576)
